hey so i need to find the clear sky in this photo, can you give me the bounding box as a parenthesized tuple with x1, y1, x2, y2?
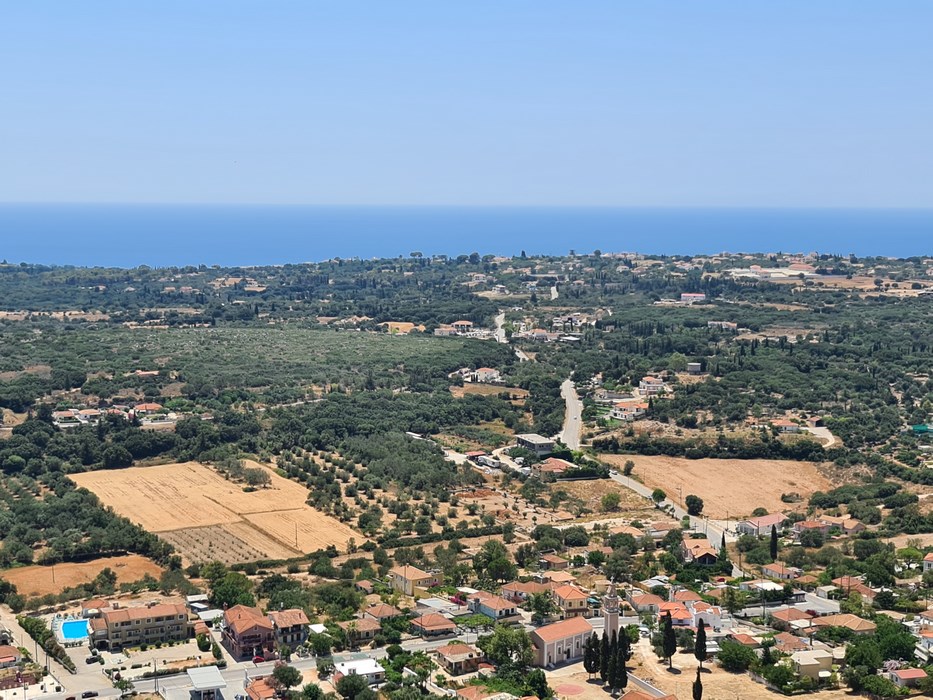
(2, 2, 932, 207)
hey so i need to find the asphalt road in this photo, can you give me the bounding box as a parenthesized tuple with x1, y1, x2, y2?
(558, 379, 583, 450)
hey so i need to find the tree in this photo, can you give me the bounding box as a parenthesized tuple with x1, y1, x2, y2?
(692, 669, 703, 700)
(473, 540, 516, 582)
(622, 460, 635, 476)
(336, 673, 368, 700)
(717, 639, 756, 672)
(273, 663, 303, 691)
(651, 489, 666, 505)
(694, 619, 707, 670)
(769, 525, 778, 561)
(528, 592, 557, 623)
(661, 613, 677, 670)
(526, 669, 551, 699)
(601, 492, 621, 512)
(302, 684, 325, 700)
(583, 632, 600, 677)
(210, 571, 255, 608)
(614, 634, 628, 693)
(600, 631, 609, 682)
(478, 624, 533, 674)
(685, 495, 703, 516)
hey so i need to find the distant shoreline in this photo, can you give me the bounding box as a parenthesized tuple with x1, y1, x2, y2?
(1, 204, 931, 267)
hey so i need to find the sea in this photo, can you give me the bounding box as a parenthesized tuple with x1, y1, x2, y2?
(0, 204, 931, 267)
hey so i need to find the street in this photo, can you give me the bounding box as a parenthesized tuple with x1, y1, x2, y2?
(558, 379, 583, 450)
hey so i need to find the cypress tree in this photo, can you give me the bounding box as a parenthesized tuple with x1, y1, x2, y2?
(583, 632, 600, 677)
(599, 631, 609, 682)
(694, 619, 707, 670)
(619, 625, 631, 662)
(616, 636, 628, 693)
(606, 640, 618, 692)
(662, 613, 677, 670)
(770, 524, 779, 561)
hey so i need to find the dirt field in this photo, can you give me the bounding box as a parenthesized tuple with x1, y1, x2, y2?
(553, 480, 656, 522)
(0, 554, 163, 597)
(71, 461, 359, 564)
(450, 384, 528, 400)
(600, 454, 831, 519)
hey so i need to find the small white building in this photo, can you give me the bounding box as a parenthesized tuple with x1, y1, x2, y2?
(334, 658, 386, 686)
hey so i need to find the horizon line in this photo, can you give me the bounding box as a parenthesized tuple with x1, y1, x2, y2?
(2, 201, 933, 212)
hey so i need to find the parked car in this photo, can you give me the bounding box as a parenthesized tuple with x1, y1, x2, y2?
(82, 693, 99, 699)
(253, 655, 266, 663)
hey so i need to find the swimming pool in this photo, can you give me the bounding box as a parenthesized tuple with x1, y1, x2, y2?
(60, 620, 89, 641)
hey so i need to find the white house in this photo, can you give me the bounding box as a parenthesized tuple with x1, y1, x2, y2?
(333, 658, 386, 686)
(923, 552, 933, 573)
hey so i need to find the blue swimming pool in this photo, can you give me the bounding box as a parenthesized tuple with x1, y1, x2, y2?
(60, 620, 89, 641)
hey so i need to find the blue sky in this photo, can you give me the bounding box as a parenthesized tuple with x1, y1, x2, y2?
(2, 2, 931, 207)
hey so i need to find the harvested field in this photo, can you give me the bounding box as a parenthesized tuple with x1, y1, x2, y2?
(0, 554, 163, 597)
(71, 461, 359, 564)
(600, 454, 831, 519)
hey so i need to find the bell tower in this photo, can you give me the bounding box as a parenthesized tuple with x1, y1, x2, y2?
(603, 578, 620, 638)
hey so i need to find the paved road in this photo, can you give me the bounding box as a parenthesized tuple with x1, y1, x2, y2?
(558, 379, 583, 450)
(493, 311, 507, 343)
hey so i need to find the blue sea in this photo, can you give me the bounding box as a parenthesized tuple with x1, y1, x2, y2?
(0, 205, 931, 267)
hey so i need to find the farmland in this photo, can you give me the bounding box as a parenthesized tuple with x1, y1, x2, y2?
(0, 554, 163, 597)
(600, 454, 833, 519)
(70, 461, 359, 565)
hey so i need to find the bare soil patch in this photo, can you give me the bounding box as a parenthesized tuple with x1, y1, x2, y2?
(0, 554, 163, 597)
(450, 384, 528, 401)
(600, 454, 831, 519)
(71, 461, 359, 564)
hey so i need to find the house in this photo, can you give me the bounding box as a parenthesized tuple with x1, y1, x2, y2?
(411, 613, 457, 638)
(531, 458, 576, 479)
(638, 376, 667, 396)
(923, 552, 933, 572)
(0, 645, 22, 669)
(539, 554, 570, 571)
(91, 602, 191, 652)
(658, 604, 694, 627)
(811, 613, 876, 635)
(818, 515, 866, 535)
(794, 520, 830, 538)
(770, 419, 800, 433)
(435, 643, 484, 675)
(222, 605, 274, 659)
(736, 513, 788, 537)
(888, 668, 927, 688)
(355, 580, 374, 595)
(762, 563, 799, 581)
(390, 565, 439, 596)
(530, 616, 593, 668)
(672, 590, 704, 604)
(686, 362, 703, 375)
(682, 540, 718, 566)
(501, 581, 553, 603)
(468, 592, 519, 622)
(730, 633, 761, 649)
(608, 402, 648, 422)
(338, 617, 382, 646)
(333, 658, 386, 686)
(133, 402, 164, 414)
(365, 603, 404, 622)
(832, 576, 877, 603)
(627, 593, 664, 615)
(473, 368, 502, 384)
(773, 632, 809, 654)
(541, 570, 576, 585)
(268, 608, 309, 647)
(552, 585, 591, 619)
(681, 293, 706, 303)
(245, 676, 277, 700)
(771, 608, 814, 631)
(515, 434, 555, 456)
(452, 320, 474, 333)
(791, 649, 833, 681)
(621, 692, 678, 700)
